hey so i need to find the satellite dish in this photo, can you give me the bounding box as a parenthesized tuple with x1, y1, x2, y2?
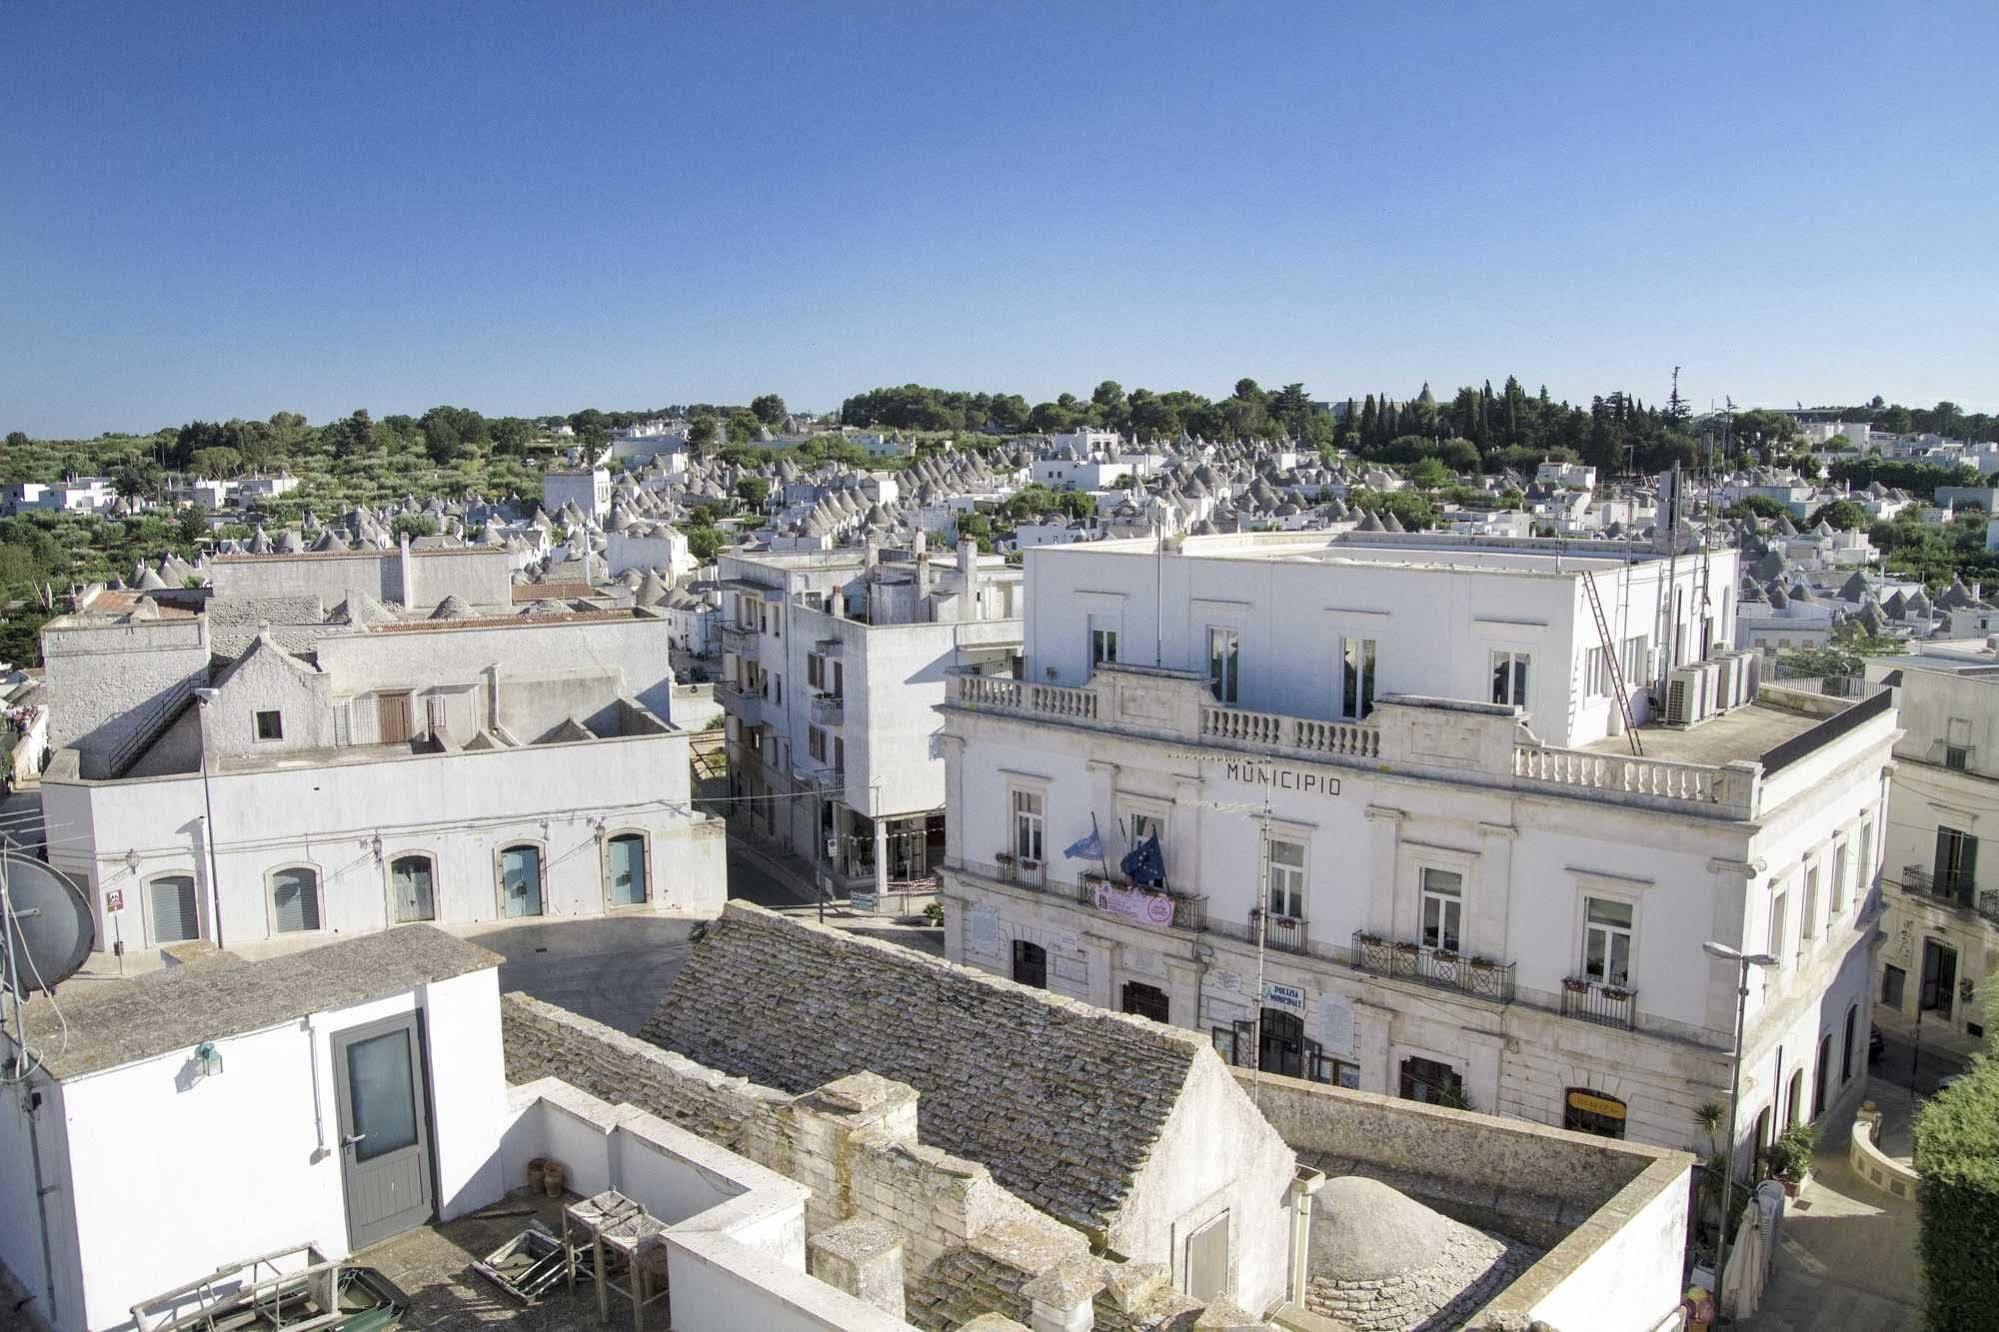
(0, 852, 95, 993)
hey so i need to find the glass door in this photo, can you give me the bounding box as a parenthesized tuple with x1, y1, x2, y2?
(333, 1014, 434, 1249)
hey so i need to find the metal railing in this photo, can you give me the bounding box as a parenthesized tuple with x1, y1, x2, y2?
(719, 622, 758, 652)
(1902, 865, 1994, 920)
(107, 676, 198, 775)
(1560, 976, 1638, 1030)
(810, 693, 845, 726)
(1351, 933, 1517, 1004)
(1073, 874, 1208, 932)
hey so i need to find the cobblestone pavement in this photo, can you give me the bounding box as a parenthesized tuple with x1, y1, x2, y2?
(1747, 1126, 1922, 1331)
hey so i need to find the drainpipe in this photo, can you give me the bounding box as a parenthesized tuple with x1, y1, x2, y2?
(1287, 1166, 1326, 1307)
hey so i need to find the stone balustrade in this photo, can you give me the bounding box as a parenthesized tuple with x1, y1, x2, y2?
(949, 669, 1760, 818)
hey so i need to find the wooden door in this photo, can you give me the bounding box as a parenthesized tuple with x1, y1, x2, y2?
(378, 692, 412, 745)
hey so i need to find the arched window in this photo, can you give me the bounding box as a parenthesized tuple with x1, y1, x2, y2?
(1813, 1034, 1832, 1118)
(606, 834, 648, 907)
(270, 866, 322, 933)
(1786, 1068, 1805, 1129)
(148, 873, 199, 945)
(501, 845, 544, 918)
(390, 855, 435, 924)
(1562, 1088, 1628, 1139)
(1011, 940, 1046, 989)
(1841, 1004, 1858, 1083)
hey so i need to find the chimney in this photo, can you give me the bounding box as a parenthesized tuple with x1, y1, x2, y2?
(398, 531, 416, 609)
(958, 537, 979, 621)
(914, 529, 931, 603)
(863, 536, 879, 571)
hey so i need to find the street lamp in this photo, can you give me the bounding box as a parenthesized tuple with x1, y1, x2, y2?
(1702, 939, 1778, 1320)
(193, 688, 224, 949)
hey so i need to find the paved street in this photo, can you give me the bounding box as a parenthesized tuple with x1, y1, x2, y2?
(460, 835, 943, 1032)
(459, 915, 697, 1034)
(1871, 1021, 1971, 1097)
(1750, 1124, 1924, 1330)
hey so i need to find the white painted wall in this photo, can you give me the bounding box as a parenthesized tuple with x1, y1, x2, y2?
(47, 730, 725, 951)
(38, 971, 504, 1332)
(942, 665, 1895, 1154)
(1526, 1159, 1692, 1332)
(1023, 535, 1734, 748)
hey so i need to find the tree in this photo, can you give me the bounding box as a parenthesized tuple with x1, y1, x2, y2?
(112, 460, 164, 501)
(685, 415, 720, 456)
(1807, 499, 1867, 531)
(187, 446, 242, 478)
(750, 394, 787, 427)
(177, 505, 210, 547)
(725, 410, 762, 445)
(735, 476, 770, 510)
(687, 525, 727, 563)
(1090, 381, 1127, 431)
(390, 513, 439, 541)
(1724, 495, 1792, 521)
(1913, 1047, 1999, 1329)
(420, 411, 463, 465)
(5, 431, 26, 449)
(1407, 456, 1453, 489)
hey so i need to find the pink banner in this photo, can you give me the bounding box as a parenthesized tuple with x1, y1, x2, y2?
(1093, 881, 1175, 927)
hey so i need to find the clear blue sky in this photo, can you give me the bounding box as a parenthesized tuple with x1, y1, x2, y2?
(4, 1, 1995, 437)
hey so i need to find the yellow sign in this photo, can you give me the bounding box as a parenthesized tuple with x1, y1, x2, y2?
(1567, 1090, 1627, 1119)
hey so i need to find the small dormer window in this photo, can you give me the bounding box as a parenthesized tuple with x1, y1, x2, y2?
(254, 710, 283, 741)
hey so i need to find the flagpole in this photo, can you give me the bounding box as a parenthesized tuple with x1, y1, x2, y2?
(1093, 812, 1111, 882)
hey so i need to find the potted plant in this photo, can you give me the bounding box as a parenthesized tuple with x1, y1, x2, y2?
(1392, 939, 1421, 954)
(995, 851, 1016, 882)
(1602, 984, 1633, 1003)
(1432, 947, 1460, 963)
(1777, 1122, 1817, 1195)
(1355, 930, 1383, 946)
(1466, 954, 1497, 973)
(1562, 976, 1591, 994)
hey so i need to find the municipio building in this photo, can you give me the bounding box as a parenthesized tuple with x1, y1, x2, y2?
(939, 528, 1898, 1160)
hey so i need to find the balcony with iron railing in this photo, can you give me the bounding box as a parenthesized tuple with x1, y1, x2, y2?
(1559, 976, 1638, 1031)
(1901, 865, 1999, 923)
(720, 622, 758, 653)
(810, 693, 845, 726)
(1074, 871, 1208, 933)
(1351, 932, 1518, 1004)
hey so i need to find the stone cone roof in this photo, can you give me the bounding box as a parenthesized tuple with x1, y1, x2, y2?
(1305, 1176, 1535, 1331)
(429, 594, 476, 621)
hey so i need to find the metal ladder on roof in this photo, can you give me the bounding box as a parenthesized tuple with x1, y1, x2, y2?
(1583, 571, 1643, 756)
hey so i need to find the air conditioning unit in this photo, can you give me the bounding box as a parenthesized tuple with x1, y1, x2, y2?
(1711, 655, 1741, 714)
(1666, 665, 1711, 726)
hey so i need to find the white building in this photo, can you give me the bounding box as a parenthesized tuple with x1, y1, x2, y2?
(0, 925, 921, 1332)
(1867, 644, 1999, 1043)
(1535, 460, 1598, 491)
(717, 537, 1022, 898)
(39, 586, 725, 955)
(938, 530, 1895, 1162)
(543, 465, 612, 522)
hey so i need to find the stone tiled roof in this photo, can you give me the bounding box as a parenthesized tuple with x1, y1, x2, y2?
(22, 926, 499, 1079)
(639, 903, 1203, 1236)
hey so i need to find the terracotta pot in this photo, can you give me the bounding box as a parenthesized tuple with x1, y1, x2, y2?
(541, 1160, 566, 1198)
(526, 1156, 549, 1188)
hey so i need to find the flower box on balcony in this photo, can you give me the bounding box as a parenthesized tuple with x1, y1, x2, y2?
(1355, 931, 1383, 947)
(1562, 977, 1591, 994)
(1432, 948, 1460, 964)
(1392, 941, 1422, 955)
(1601, 986, 1633, 1003)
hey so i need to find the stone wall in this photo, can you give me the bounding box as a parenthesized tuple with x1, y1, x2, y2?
(205, 595, 325, 628)
(500, 993, 1229, 1332)
(1246, 1070, 1656, 1249)
(41, 615, 211, 773)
